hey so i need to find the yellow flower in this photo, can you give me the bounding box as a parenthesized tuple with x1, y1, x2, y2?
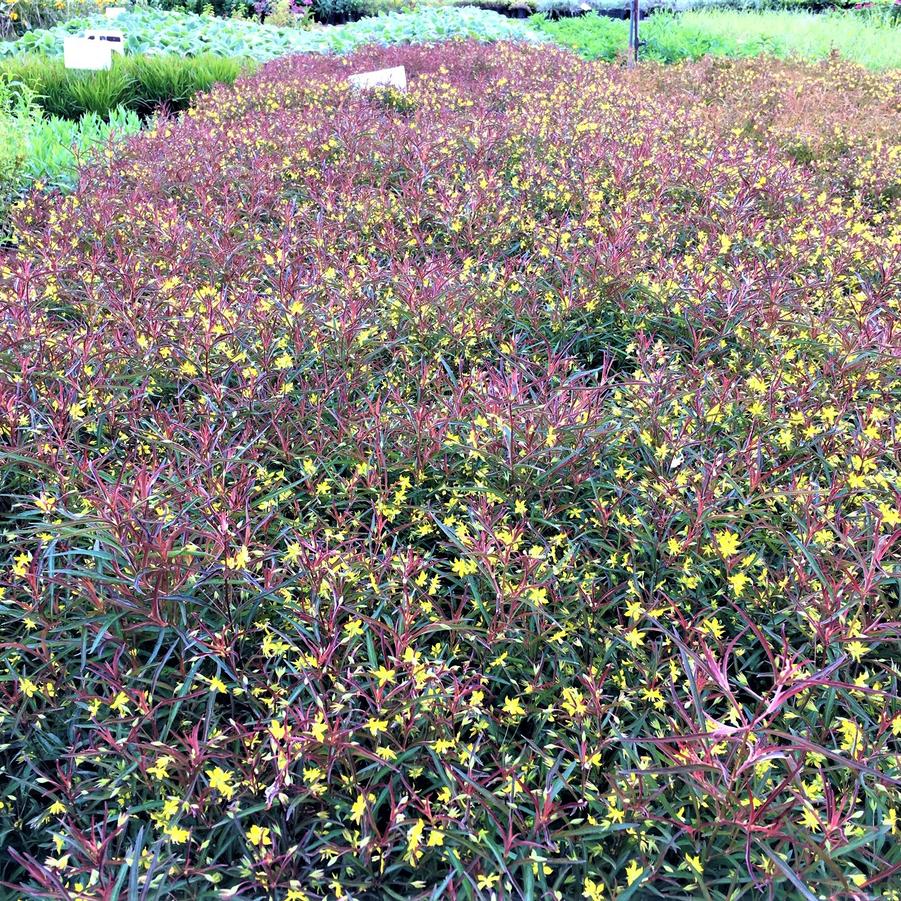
(309, 714, 328, 742)
(406, 818, 425, 862)
(247, 825, 271, 848)
(283, 541, 302, 564)
(451, 557, 478, 578)
(109, 691, 130, 715)
(350, 793, 370, 824)
(561, 687, 587, 717)
(148, 755, 172, 780)
(34, 493, 57, 513)
(729, 571, 750, 597)
(269, 719, 287, 740)
(225, 544, 250, 570)
(371, 665, 396, 687)
(165, 824, 191, 843)
(685, 853, 703, 875)
(343, 618, 364, 638)
(502, 696, 525, 718)
(623, 627, 644, 649)
(800, 806, 820, 830)
(367, 716, 388, 735)
(837, 718, 862, 754)
(206, 766, 235, 799)
(13, 550, 32, 577)
(625, 860, 644, 886)
(715, 530, 740, 558)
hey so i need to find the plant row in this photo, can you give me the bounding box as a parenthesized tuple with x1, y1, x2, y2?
(0, 51, 248, 118)
(0, 6, 541, 60)
(5, 0, 895, 38)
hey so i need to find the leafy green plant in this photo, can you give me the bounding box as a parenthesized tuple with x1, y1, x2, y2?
(0, 73, 140, 228)
(0, 6, 543, 61)
(147, 0, 249, 18)
(17, 104, 141, 184)
(265, 0, 314, 27)
(60, 62, 132, 114)
(534, 0, 644, 17)
(528, 7, 901, 67)
(445, 0, 537, 17)
(0, 52, 249, 118)
(0, 75, 38, 214)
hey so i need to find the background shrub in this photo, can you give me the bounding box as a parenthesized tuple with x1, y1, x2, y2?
(146, 0, 250, 18)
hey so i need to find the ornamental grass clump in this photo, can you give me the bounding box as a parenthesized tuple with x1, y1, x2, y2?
(0, 42, 900, 900)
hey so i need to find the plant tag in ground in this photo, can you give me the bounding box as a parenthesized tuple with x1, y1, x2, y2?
(63, 36, 113, 70)
(104, 7, 127, 19)
(85, 29, 126, 55)
(348, 65, 407, 92)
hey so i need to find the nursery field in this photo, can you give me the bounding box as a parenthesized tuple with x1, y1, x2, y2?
(1, 10, 901, 901)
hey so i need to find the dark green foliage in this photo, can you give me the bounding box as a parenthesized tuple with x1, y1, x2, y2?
(149, 0, 251, 19)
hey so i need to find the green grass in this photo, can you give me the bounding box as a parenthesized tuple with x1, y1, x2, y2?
(529, 9, 901, 68)
(0, 53, 250, 119)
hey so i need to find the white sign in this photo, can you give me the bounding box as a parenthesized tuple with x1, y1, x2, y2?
(105, 7, 127, 18)
(348, 65, 407, 92)
(85, 29, 125, 54)
(63, 36, 113, 70)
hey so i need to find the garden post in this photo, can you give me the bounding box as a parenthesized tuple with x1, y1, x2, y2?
(628, 0, 640, 66)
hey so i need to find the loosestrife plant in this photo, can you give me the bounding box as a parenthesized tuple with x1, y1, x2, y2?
(0, 42, 900, 900)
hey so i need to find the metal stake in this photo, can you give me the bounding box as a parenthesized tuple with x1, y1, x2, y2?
(628, 0, 640, 66)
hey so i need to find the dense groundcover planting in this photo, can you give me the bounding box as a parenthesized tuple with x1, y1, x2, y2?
(1, 43, 900, 899)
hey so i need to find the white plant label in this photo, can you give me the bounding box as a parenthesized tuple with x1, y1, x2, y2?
(85, 29, 126, 54)
(63, 36, 113, 70)
(348, 66, 407, 92)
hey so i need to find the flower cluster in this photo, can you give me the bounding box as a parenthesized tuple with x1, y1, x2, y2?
(0, 43, 899, 899)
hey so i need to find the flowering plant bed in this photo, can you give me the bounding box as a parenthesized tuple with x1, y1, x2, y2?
(0, 42, 900, 900)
